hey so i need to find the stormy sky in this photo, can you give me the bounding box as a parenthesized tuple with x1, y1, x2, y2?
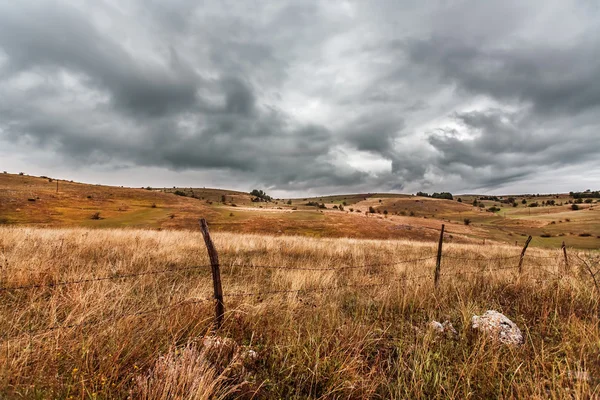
(1, 1, 599, 196)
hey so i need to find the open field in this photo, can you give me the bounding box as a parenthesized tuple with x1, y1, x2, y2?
(0, 226, 599, 398)
(2, 173, 600, 249)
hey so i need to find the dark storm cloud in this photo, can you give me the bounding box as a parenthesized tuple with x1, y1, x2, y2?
(1, 0, 600, 194)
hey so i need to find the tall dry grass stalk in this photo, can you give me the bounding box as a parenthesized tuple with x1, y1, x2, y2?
(0, 226, 598, 398)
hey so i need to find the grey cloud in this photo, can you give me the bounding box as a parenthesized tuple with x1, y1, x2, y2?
(1, 0, 600, 195)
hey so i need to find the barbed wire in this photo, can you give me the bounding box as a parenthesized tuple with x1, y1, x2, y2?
(441, 255, 521, 261)
(0, 265, 211, 293)
(0, 251, 570, 295)
(238, 256, 436, 271)
(1, 297, 213, 343)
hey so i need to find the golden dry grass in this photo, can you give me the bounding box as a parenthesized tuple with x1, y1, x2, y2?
(0, 227, 598, 398)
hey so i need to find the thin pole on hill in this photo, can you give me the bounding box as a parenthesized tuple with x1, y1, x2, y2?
(56, 180, 58, 193)
(518, 236, 532, 274)
(562, 241, 569, 273)
(199, 218, 224, 330)
(434, 224, 445, 288)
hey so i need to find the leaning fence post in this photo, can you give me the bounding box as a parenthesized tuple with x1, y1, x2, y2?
(517, 236, 532, 274)
(199, 218, 224, 330)
(562, 241, 569, 273)
(434, 224, 445, 288)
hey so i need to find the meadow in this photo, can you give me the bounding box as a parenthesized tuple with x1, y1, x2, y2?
(0, 226, 598, 399)
(3, 173, 599, 249)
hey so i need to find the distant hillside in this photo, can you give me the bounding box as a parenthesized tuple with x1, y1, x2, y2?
(2, 173, 599, 248)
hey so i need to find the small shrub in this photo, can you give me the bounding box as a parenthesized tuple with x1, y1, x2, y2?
(579, 233, 592, 237)
(151, 203, 157, 208)
(169, 214, 175, 219)
(27, 198, 36, 202)
(87, 195, 93, 199)
(565, 218, 571, 222)
(287, 200, 292, 205)
(349, 208, 354, 212)
(409, 211, 415, 216)
(90, 212, 101, 220)
(229, 213, 234, 217)
(540, 233, 552, 238)
(368, 206, 376, 213)
(383, 210, 388, 215)
(174, 190, 187, 197)
(463, 218, 471, 226)
(571, 204, 579, 211)
(18, 172, 24, 176)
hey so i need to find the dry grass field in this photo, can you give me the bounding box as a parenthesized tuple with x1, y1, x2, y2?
(0, 226, 598, 398)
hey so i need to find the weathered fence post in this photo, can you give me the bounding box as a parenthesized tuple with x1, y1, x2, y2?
(434, 224, 445, 288)
(199, 218, 224, 330)
(562, 241, 569, 273)
(517, 236, 532, 274)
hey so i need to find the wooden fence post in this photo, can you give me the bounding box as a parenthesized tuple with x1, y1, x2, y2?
(199, 218, 224, 330)
(518, 236, 532, 274)
(434, 224, 445, 288)
(562, 241, 569, 273)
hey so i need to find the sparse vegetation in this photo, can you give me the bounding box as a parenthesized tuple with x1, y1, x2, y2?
(90, 212, 101, 220)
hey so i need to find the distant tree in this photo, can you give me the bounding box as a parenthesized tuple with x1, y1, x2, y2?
(416, 191, 429, 197)
(221, 195, 226, 203)
(287, 200, 292, 205)
(521, 199, 527, 204)
(250, 189, 272, 202)
(431, 192, 453, 200)
(368, 206, 376, 213)
(457, 198, 462, 203)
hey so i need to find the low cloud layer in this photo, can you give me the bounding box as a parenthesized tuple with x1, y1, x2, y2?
(1, 1, 599, 195)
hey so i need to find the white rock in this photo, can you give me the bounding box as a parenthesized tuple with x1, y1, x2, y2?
(429, 321, 444, 333)
(471, 310, 523, 345)
(429, 320, 458, 337)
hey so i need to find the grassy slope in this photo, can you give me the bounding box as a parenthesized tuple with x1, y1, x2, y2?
(0, 174, 479, 243)
(2, 173, 599, 248)
(0, 227, 597, 398)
